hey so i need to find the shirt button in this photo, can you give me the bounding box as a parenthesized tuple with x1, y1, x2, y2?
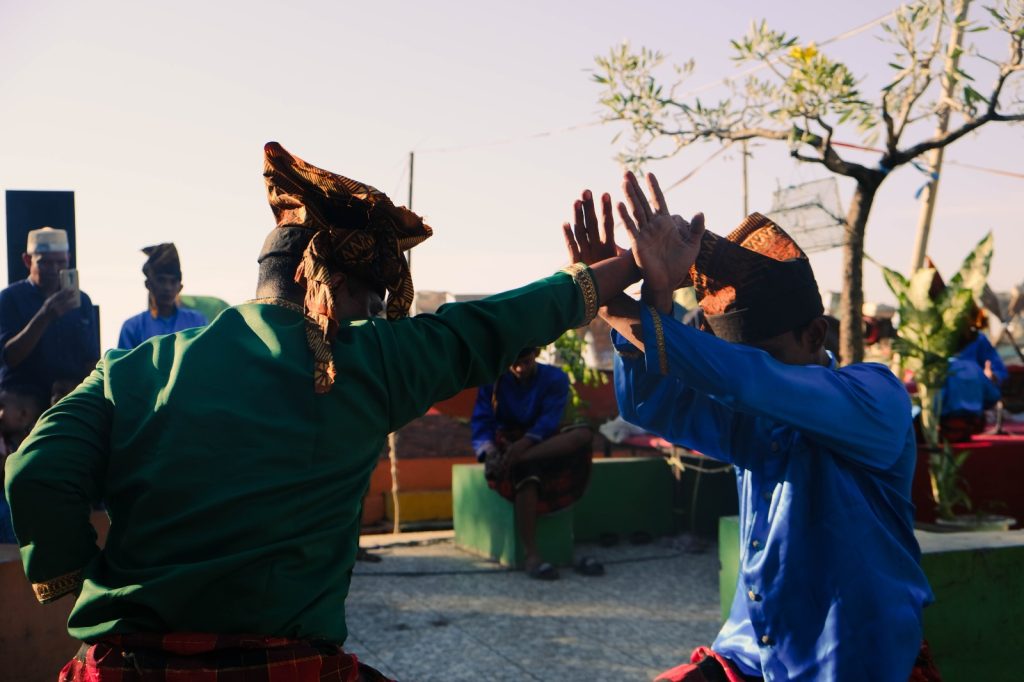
(763, 491, 772, 502)
(751, 539, 761, 549)
(761, 635, 773, 646)
(747, 589, 761, 601)
(770, 442, 780, 452)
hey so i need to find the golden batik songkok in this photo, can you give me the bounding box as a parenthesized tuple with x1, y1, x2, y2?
(690, 212, 823, 343)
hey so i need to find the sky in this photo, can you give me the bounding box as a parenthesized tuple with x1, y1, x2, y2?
(1, 0, 1022, 350)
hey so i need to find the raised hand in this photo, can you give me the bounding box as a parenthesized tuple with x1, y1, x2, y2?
(618, 171, 704, 305)
(41, 287, 80, 320)
(562, 190, 620, 266)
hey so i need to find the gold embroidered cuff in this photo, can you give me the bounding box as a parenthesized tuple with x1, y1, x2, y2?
(647, 304, 669, 375)
(32, 569, 83, 604)
(560, 263, 598, 326)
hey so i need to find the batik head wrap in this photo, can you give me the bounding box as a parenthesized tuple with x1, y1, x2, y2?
(142, 243, 182, 279)
(262, 141, 433, 393)
(690, 213, 823, 343)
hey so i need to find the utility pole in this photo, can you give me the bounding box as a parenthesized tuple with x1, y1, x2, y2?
(388, 151, 415, 535)
(909, 0, 970, 272)
(406, 151, 415, 268)
(741, 140, 750, 217)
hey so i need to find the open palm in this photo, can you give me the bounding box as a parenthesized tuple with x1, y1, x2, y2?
(619, 171, 704, 292)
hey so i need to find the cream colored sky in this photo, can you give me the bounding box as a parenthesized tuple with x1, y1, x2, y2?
(1, 0, 1021, 350)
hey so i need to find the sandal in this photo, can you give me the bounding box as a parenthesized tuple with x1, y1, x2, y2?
(574, 556, 605, 577)
(356, 547, 382, 563)
(526, 562, 560, 581)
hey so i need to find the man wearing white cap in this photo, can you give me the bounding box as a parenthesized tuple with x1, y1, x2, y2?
(0, 227, 99, 404)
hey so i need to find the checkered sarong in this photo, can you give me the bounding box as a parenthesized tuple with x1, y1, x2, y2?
(59, 633, 394, 682)
(487, 426, 592, 515)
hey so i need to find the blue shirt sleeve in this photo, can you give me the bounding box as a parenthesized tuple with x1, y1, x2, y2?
(0, 287, 22, 357)
(619, 306, 912, 471)
(117, 317, 137, 350)
(470, 385, 498, 458)
(525, 369, 569, 442)
(967, 334, 1007, 385)
(612, 330, 765, 467)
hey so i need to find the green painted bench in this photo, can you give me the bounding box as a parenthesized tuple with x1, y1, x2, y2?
(718, 515, 1024, 679)
(453, 457, 675, 568)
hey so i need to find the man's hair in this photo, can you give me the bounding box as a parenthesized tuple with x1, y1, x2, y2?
(257, 254, 306, 300)
(0, 387, 45, 418)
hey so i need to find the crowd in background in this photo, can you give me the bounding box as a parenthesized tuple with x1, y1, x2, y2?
(0, 228, 208, 542)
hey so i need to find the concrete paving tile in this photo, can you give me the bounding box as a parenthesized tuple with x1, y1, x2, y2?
(345, 536, 726, 681)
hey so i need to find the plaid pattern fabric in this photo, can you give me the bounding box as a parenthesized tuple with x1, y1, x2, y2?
(486, 427, 592, 514)
(656, 643, 943, 682)
(58, 633, 394, 682)
(655, 647, 761, 682)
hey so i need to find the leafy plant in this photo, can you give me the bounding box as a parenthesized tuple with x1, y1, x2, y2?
(551, 328, 608, 424)
(881, 232, 993, 519)
(594, 0, 1024, 364)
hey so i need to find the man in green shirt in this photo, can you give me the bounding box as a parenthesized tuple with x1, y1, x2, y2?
(5, 142, 642, 681)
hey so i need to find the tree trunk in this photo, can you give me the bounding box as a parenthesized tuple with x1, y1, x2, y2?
(839, 182, 878, 365)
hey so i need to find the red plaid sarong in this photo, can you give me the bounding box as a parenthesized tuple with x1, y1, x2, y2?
(655, 642, 943, 682)
(59, 633, 394, 682)
(486, 427, 592, 515)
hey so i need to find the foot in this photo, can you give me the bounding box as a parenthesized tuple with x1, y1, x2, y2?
(356, 547, 382, 563)
(526, 561, 560, 580)
(574, 556, 605, 576)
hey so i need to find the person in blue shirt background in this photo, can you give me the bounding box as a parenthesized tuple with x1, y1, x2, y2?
(0, 227, 99, 406)
(939, 309, 1007, 442)
(117, 243, 208, 350)
(563, 172, 937, 682)
(471, 347, 596, 580)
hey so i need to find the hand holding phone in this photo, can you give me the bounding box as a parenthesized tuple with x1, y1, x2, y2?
(58, 268, 81, 309)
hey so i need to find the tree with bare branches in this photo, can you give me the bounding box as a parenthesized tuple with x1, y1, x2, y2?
(594, 0, 1023, 363)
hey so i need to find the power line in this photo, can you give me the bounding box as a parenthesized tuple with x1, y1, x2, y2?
(413, 12, 900, 158)
(675, 10, 899, 100)
(415, 120, 605, 155)
(410, 10, 1021, 187)
(663, 142, 735, 193)
(831, 140, 1024, 180)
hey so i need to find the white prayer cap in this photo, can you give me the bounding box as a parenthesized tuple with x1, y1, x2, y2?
(26, 227, 69, 254)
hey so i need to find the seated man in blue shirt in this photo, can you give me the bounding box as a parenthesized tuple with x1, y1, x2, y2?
(563, 174, 936, 681)
(0, 227, 99, 405)
(118, 243, 208, 350)
(471, 347, 596, 580)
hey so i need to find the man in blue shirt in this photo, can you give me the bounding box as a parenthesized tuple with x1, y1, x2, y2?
(471, 348, 594, 580)
(563, 174, 935, 681)
(0, 227, 99, 405)
(117, 243, 208, 350)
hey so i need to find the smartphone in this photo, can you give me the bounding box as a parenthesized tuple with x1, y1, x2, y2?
(59, 268, 81, 308)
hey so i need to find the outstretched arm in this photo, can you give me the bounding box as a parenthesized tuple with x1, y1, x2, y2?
(561, 173, 704, 350)
(377, 252, 640, 432)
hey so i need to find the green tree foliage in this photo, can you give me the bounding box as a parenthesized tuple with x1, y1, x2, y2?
(551, 329, 608, 424)
(594, 1, 1023, 363)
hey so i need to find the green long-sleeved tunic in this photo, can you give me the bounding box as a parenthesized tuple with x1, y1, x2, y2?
(5, 271, 588, 643)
